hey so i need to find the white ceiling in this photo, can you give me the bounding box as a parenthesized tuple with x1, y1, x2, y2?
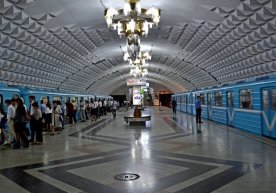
(0, 0, 276, 95)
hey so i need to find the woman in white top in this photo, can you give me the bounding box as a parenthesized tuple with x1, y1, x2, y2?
(51, 101, 62, 135)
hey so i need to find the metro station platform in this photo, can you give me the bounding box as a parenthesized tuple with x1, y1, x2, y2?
(0, 106, 276, 193)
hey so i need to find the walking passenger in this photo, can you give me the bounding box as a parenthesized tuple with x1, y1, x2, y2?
(172, 98, 177, 115)
(195, 96, 203, 123)
(5, 99, 16, 144)
(112, 100, 118, 120)
(32, 102, 43, 144)
(13, 98, 29, 149)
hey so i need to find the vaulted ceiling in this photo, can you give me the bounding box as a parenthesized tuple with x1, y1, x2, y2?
(0, 0, 276, 95)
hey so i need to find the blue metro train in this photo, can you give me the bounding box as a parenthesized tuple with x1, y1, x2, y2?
(0, 84, 112, 121)
(172, 76, 276, 139)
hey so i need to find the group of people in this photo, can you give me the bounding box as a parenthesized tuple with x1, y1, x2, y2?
(0, 97, 120, 149)
(75, 99, 119, 121)
(172, 96, 203, 123)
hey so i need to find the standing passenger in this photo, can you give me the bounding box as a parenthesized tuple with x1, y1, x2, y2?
(5, 99, 16, 144)
(195, 96, 203, 123)
(32, 102, 43, 144)
(45, 102, 52, 133)
(66, 100, 74, 124)
(51, 101, 62, 135)
(80, 100, 86, 122)
(13, 98, 29, 149)
(29, 96, 35, 143)
(41, 99, 47, 130)
(0, 106, 10, 146)
(72, 100, 77, 123)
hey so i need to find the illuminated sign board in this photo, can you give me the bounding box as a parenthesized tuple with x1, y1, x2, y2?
(127, 78, 147, 86)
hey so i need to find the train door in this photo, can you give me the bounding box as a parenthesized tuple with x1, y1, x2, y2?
(185, 95, 188, 112)
(226, 91, 235, 126)
(262, 88, 276, 139)
(207, 93, 212, 120)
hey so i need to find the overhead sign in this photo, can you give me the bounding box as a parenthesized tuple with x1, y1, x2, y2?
(127, 78, 147, 86)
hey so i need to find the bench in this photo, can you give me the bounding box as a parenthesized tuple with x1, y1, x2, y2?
(124, 115, 151, 126)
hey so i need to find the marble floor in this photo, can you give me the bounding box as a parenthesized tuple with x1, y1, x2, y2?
(0, 106, 276, 193)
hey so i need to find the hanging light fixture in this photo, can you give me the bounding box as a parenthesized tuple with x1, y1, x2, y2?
(130, 65, 149, 77)
(124, 51, 151, 66)
(104, 0, 161, 38)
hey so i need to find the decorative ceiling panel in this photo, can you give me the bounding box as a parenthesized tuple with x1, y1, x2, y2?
(0, 0, 276, 95)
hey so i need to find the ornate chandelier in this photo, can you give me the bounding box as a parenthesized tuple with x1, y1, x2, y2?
(130, 65, 148, 77)
(124, 51, 151, 65)
(105, 0, 161, 37)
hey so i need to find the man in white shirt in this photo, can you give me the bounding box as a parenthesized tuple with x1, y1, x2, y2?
(5, 99, 16, 143)
(98, 100, 103, 116)
(112, 100, 118, 120)
(103, 99, 107, 115)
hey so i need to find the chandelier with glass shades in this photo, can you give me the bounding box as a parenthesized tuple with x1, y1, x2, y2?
(104, 0, 160, 78)
(130, 65, 149, 77)
(105, 0, 161, 37)
(124, 51, 151, 65)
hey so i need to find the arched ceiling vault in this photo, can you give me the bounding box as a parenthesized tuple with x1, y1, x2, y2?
(1, 0, 276, 95)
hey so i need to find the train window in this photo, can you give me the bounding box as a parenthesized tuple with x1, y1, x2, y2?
(262, 90, 269, 110)
(200, 93, 205, 105)
(272, 89, 276, 110)
(227, 92, 234, 107)
(214, 92, 223, 106)
(207, 93, 212, 105)
(240, 89, 253, 109)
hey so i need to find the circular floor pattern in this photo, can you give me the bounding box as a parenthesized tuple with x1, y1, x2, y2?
(114, 173, 140, 181)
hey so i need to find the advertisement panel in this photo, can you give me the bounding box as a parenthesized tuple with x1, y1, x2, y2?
(133, 86, 142, 105)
